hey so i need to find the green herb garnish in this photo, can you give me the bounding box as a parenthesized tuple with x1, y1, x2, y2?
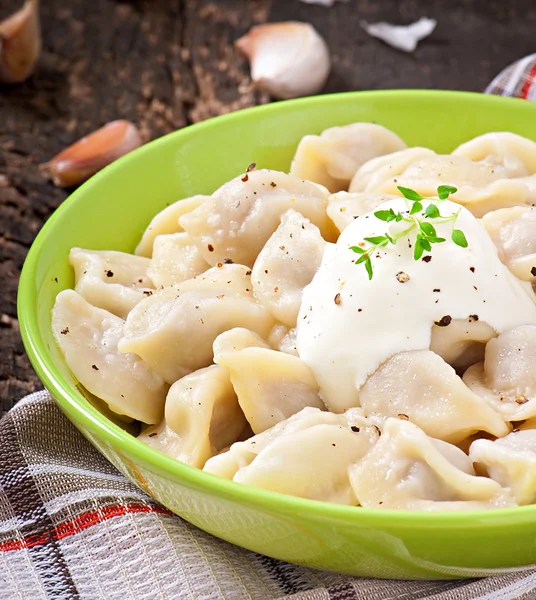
(350, 185, 467, 280)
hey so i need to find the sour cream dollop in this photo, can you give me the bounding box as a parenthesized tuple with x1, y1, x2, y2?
(296, 197, 536, 413)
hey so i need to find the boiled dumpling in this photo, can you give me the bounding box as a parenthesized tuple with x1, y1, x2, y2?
(349, 418, 514, 510)
(289, 123, 406, 193)
(470, 430, 536, 505)
(213, 328, 325, 433)
(147, 232, 209, 288)
(118, 265, 274, 384)
(251, 209, 326, 328)
(326, 191, 398, 233)
(429, 316, 497, 371)
(463, 325, 536, 421)
(135, 195, 208, 257)
(52, 290, 168, 424)
(375, 154, 530, 217)
(138, 365, 246, 467)
(358, 350, 509, 444)
(204, 406, 378, 503)
(179, 169, 335, 267)
(267, 323, 299, 356)
(348, 147, 435, 193)
(481, 206, 536, 281)
(453, 132, 536, 178)
(69, 248, 154, 319)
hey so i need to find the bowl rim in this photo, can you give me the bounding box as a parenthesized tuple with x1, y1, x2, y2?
(18, 88, 536, 528)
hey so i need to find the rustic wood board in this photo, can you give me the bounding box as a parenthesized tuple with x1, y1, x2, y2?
(1, 0, 534, 412)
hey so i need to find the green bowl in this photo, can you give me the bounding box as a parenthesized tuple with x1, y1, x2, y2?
(18, 90, 536, 580)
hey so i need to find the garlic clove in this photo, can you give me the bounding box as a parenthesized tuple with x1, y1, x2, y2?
(235, 22, 331, 100)
(0, 0, 41, 84)
(360, 17, 436, 53)
(41, 120, 143, 188)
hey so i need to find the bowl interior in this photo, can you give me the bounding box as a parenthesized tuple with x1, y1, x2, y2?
(18, 90, 536, 524)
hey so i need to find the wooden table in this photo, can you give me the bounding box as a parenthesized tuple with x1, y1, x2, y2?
(1, 0, 534, 412)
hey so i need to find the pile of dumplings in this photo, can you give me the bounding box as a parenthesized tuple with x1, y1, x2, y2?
(52, 124, 536, 511)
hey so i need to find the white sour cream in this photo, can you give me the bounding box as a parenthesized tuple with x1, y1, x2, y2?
(296, 197, 536, 413)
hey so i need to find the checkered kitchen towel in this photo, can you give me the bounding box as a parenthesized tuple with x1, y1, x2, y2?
(2, 56, 536, 600)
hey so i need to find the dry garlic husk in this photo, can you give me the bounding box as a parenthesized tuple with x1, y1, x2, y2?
(0, 0, 41, 83)
(235, 22, 331, 100)
(41, 120, 143, 188)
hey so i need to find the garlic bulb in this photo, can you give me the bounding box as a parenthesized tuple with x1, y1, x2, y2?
(235, 22, 331, 100)
(41, 120, 143, 188)
(0, 0, 41, 83)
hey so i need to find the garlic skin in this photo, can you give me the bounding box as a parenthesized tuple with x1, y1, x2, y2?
(0, 0, 41, 83)
(235, 22, 331, 100)
(41, 120, 143, 188)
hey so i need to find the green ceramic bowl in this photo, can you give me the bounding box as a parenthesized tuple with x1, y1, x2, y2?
(18, 90, 536, 580)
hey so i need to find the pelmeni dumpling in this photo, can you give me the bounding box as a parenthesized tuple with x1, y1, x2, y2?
(213, 328, 325, 433)
(375, 154, 531, 217)
(429, 317, 497, 371)
(204, 406, 378, 503)
(138, 365, 246, 467)
(289, 123, 406, 193)
(453, 132, 536, 178)
(349, 418, 514, 510)
(470, 430, 536, 505)
(135, 195, 208, 257)
(267, 323, 298, 356)
(326, 191, 398, 233)
(463, 325, 536, 421)
(358, 350, 509, 444)
(251, 209, 326, 327)
(147, 232, 209, 288)
(348, 147, 435, 193)
(69, 248, 154, 319)
(179, 169, 335, 267)
(481, 206, 536, 281)
(118, 265, 274, 384)
(52, 290, 168, 424)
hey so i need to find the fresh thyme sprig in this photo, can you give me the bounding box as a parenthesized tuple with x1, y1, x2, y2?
(349, 185, 468, 280)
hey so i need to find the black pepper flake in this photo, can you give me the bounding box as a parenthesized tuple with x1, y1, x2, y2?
(216, 294, 224, 299)
(207, 244, 214, 252)
(105, 270, 113, 278)
(138, 278, 143, 283)
(223, 258, 234, 264)
(331, 443, 336, 447)
(148, 432, 158, 438)
(246, 270, 252, 276)
(54, 277, 58, 283)
(334, 293, 341, 305)
(396, 271, 410, 283)
(358, 308, 362, 312)
(434, 315, 452, 327)
(269, 181, 276, 187)
(143, 290, 153, 296)
(373, 425, 381, 436)
(422, 256, 432, 263)
(60, 327, 69, 335)
(469, 314, 479, 322)
(351, 426, 360, 433)
(91, 364, 99, 370)
(433, 288, 441, 293)
(279, 245, 286, 251)
(470, 266, 475, 273)
(473, 285, 478, 291)
(531, 266, 536, 277)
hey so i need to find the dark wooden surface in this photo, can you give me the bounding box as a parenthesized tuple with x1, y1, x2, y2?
(1, 0, 535, 412)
